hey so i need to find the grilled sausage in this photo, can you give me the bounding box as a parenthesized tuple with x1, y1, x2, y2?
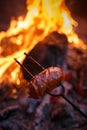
(26, 67, 63, 98)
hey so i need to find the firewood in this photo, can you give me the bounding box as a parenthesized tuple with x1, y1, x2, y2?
(22, 31, 68, 81)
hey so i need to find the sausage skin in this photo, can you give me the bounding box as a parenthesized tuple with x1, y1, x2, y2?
(26, 67, 63, 98)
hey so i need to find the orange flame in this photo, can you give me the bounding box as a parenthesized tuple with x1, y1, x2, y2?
(0, 0, 86, 84)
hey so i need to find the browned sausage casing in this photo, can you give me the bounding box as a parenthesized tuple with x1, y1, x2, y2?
(26, 67, 63, 98)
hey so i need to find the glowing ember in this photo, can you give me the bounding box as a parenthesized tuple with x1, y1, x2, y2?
(0, 0, 87, 84)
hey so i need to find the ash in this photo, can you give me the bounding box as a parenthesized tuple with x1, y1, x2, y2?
(0, 31, 87, 130)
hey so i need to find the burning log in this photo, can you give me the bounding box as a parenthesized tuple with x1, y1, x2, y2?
(22, 31, 68, 80)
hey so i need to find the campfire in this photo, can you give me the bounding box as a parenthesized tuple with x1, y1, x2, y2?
(0, 0, 87, 129)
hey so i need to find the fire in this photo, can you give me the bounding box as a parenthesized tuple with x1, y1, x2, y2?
(0, 0, 87, 84)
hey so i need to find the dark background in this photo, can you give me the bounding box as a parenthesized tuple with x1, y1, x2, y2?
(65, 0, 87, 20)
(0, 0, 27, 30)
(65, 0, 87, 40)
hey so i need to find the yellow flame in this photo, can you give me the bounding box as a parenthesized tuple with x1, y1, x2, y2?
(0, 0, 87, 84)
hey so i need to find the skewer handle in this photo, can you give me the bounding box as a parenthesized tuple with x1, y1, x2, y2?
(24, 52, 45, 70)
(62, 95, 87, 119)
(46, 84, 87, 119)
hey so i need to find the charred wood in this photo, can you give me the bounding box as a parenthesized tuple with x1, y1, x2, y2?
(22, 31, 68, 81)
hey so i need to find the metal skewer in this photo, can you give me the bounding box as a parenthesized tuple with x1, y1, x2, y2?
(14, 58, 34, 78)
(46, 84, 87, 119)
(24, 52, 45, 70)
